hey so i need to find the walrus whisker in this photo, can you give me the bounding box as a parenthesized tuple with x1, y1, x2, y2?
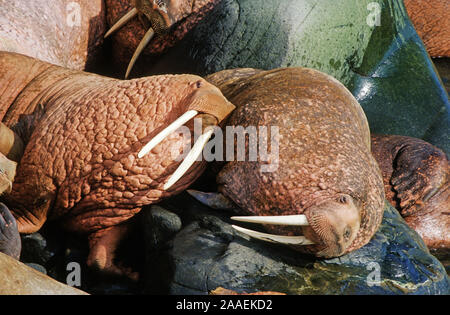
(138, 110, 198, 158)
(125, 27, 155, 79)
(232, 225, 315, 245)
(164, 128, 214, 190)
(104, 8, 139, 38)
(231, 215, 309, 226)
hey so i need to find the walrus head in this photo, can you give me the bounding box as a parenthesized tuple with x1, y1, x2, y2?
(105, 0, 215, 78)
(230, 194, 362, 258)
(189, 67, 386, 259)
(301, 194, 361, 257)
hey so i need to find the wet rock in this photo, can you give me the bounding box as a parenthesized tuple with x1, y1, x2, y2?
(20, 233, 54, 266)
(145, 194, 449, 295)
(0, 252, 87, 295)
(147, 0, 448, 155)
(143, 205, 183, 252)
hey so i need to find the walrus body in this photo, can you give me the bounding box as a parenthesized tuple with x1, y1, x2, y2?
(371, 135, 449, 249)
(0, 0, 106, 70)
(197, 68, 448, 253)
(206, 68, 386, 257)
(0, 52, 234, 275)
(404, 0, 449, 58)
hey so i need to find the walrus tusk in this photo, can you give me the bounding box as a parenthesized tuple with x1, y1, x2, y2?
(125, 27, 155, 79)
(104, 7, 156, 79)
(104, 8, 139, 38)
(232, 225, 315, 245)
(231, 215, 309, 226)
(164, 128, 214, 190)
(138, 110, 198, 158)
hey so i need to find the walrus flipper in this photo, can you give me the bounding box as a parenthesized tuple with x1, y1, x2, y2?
(373, 135, 449, 217)
(0, 203, 21, 260)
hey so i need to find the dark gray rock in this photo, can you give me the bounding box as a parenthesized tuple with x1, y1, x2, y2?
(20, 233, 54, 266)
(145, 194, 449, 295)
(143, 205, 183, 251)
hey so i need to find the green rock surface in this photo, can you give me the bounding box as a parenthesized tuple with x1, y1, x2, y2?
(159, 0, 449, 154)
(145, 195, 449, 295)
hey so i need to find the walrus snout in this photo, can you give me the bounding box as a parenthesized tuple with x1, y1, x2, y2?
(138, 78, 235, 190)
(228, 194, 362, 257)
(303, 194, 361, 258)
(105, 0, 199, 78)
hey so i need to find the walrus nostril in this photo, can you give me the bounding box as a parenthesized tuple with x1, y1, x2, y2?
(343, 226, 352, 240)
(338, 195, 348, 204)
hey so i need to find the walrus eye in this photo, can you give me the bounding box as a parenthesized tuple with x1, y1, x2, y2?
(338, 195, 348, 204)
(343, 226, 352, 240)
(196, 81, 204, 89)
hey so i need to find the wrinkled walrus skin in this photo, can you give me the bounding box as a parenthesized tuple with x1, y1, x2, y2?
(404, 0, 449, 58)
(206, 68, 386, 258)
(0, 0, 106, 70)
(0, 51, 234, 277)
(371, 135, 449, 250)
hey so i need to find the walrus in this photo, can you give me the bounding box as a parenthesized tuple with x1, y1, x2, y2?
(0, 202, 20, 260)
(404, 0, 449, 58)
(371, 135, 449, 249)
(104, 0, 219, 78)
(0, 0, 106, 70)
(184, 67, 387, 258)
(0, 51, 235, 276)
(188, 68, 449, 255)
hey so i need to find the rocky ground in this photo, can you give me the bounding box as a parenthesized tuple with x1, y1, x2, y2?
(16, 58, 450, 295)
(5, 0, 449, 295)
(18, 165, 450, 295)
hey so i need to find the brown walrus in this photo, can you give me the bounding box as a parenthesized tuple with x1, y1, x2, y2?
(404, 0, 449, 58)
(196, 68, 387, 258)
(0, 51, 235, 277)
(371, 135, 449, 249)
(190, 67, 449, 255)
